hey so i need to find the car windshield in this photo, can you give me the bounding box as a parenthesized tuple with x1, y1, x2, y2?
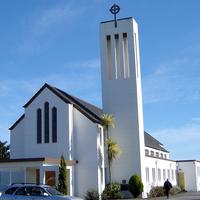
(5, 186, 19, 194)
(45, 187, 62, 196)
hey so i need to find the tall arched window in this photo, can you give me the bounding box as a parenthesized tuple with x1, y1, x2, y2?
(52, 107, 57, 143)
(44, 102, 49, 143)
(37, 108, 42, 144)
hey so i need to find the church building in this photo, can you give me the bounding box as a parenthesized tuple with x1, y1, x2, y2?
(0, 15, 179, 197)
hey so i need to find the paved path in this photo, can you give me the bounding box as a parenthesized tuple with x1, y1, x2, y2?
(134, 192, 200, 200)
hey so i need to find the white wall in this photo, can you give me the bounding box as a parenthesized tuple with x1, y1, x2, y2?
(145, 156, 177, 193)
(145, 146, 170, 160)
(100, 18, 146, 197)
(73, 108, 99, 197)
(195, 162, 200, 191)
(10, 118, 25, 158)
(177, 161, 200, 191)
(26, 168, 36, 183)
(23, 87, 69, 159)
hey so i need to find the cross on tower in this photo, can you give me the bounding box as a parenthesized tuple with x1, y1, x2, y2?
(110, 4, 120, 28)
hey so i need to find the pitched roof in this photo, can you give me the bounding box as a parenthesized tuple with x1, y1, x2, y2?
(144, 131, 168, 152)
(23, 83, 102, 124)
(9, 114, 25, 130)
(10, 83, 169, 152)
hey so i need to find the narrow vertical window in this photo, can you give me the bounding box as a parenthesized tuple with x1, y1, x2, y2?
(152, 168, 156, 183)
(106, 35, 112, 80)
(134, 33, 139, 78)
(145, 167, 149, 182)
(122, 33, 129, 79)
(114, 34, 120, 79)
(167, 169, 170, 180)
(163, 169, 166, 181)
(37, 108, 42, 144)
(44, 102, 49, 143)
(158, 168, 161, 182)
(52, 107, 57, 143)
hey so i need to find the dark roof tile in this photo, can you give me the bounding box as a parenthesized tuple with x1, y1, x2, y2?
(10, 83, 169, 153)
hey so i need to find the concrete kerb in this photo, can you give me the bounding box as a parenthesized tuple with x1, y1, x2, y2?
(128, 191, 200, 200)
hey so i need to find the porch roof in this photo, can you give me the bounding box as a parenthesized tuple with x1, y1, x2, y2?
(0, 157, 78, 168)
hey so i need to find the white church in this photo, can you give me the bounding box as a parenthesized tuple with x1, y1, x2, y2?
(1, 14, 199, 198)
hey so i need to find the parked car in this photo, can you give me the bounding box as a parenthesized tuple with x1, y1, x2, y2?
(0, 184, 82, 200)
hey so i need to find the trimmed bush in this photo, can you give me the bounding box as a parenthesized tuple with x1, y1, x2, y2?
(169, 186, 181, 195)
(128, 175, 143, 198)
(149, 185, 181, 198)
(102, 183, 121, 199)
(85, 189, 99, 200)
(149, 186, 165, 198)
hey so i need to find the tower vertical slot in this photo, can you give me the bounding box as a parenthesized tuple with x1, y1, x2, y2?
(106, 35, 112, 80)
(123, 33, 130, 79)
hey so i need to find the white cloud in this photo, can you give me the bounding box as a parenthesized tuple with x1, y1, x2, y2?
(149, 120, 200, 160)
(16, 2, 86, 54)
(0, 58, 101, 143)
(142, 56, 200, 104)
(65, 58, 100, 69)
(32, 3, 86, 37)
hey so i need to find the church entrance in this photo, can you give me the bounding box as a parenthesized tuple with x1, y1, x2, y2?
(36, 169, 56, 187)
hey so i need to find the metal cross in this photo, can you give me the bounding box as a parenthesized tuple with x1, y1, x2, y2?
(110, 4, 120, 28)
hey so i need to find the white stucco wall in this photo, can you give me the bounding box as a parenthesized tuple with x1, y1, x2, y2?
(196, 162, 200, 191)
(26, 168, 36, 183)
(145, 156, 177, 193)
(23, 88, 69, 159)
(100, 18, 146, 197)
(177, 161, 200, 191)
(10, 118, 25, 159)
(73, 108, 99, 197)
(145, 146, 170, 160)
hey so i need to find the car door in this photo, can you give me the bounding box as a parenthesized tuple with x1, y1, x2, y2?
(12, 186, 33, 200)
(30, 186, 50, 200)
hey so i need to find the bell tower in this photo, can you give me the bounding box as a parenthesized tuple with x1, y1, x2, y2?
(100, 6, 147, 198)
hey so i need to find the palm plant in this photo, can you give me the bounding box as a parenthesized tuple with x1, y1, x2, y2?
(106, 138, 121, 188)
(101, 114, 115, 139)
(101, 114, 121, 188)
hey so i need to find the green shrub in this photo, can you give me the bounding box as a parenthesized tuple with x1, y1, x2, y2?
(169, 186, 181, 195)
(128, 174, 143, 198)
(102, 183, 121, 199)
(85, 189, 99, 200)
(149, 186, 165, 198)
(58, 155, 68, 195)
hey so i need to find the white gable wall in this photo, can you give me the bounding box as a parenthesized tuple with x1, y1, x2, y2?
(10, 118, 25, 158)
(177, 161, 200, 191)
(24, 87, 70, 159)
(73, 108, 99, 197)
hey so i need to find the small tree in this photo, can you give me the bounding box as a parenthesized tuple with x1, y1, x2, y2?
(106, 138, 121, 188)
(58, 155, 68, 195)
(101, 114, 115, 139)
(128, 174, 143, 198)
(0, 141, 10, 159)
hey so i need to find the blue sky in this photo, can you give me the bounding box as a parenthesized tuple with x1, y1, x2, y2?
(0, 0, 200, 160)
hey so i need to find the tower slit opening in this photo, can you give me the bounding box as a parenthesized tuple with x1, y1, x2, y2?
(134, 33, 139, 78)
(122, 32, 130, 79)
(114, 34, 121, 79)
(106, 35, 112, 80)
